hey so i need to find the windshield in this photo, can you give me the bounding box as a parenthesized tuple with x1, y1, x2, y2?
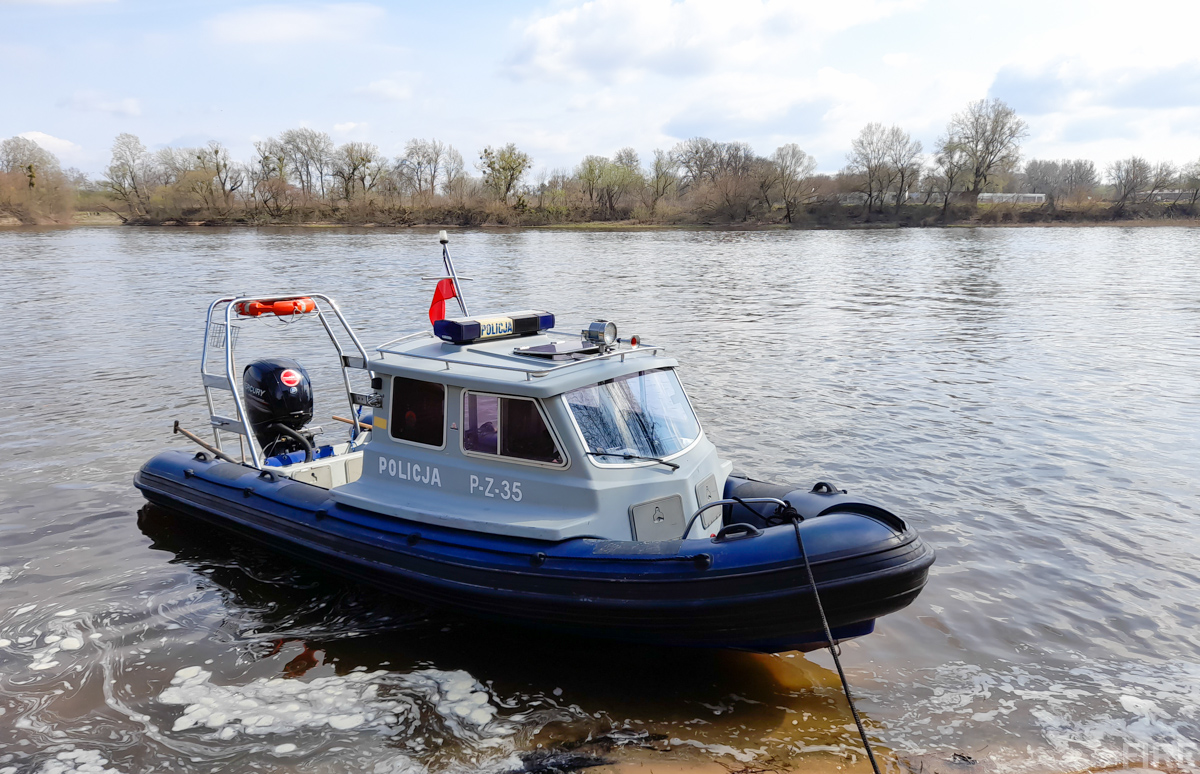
(564, 368, 701, 463)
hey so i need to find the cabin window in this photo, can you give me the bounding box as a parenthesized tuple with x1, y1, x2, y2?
(462, 392, 564, 465)
(390, 376, 445, 447)
(565, 368, 700, 464)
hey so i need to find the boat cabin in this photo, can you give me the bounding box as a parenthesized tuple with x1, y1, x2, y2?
(328, 317, 731, 542)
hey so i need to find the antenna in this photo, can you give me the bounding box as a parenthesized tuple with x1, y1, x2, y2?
(439, 231, 469, 317)
(422, 232, 473, 317)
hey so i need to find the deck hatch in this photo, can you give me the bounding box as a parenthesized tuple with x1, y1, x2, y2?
(629, 495, 686, 542)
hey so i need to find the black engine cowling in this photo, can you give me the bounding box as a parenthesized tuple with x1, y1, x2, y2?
(243, 358, 314, 459)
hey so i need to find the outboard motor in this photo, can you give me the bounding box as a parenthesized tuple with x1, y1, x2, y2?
(243, 358, 315, 461)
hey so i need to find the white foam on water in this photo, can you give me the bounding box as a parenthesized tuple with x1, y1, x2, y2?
(35, 749, 123, 774)
(0, 566, 12, 585)
(158, 665, 510, 744)
(369, 752, 423, 774)
(870, 657, 1200, 773)
(18, 625, 88, 673)
(668, 738, 762, 763)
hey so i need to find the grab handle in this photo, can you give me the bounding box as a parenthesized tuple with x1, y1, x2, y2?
(679, 497, 789, 539)
(713, 523, 763, 542)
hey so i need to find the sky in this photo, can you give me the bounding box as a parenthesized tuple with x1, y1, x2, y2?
(3, 0, 1200, 177)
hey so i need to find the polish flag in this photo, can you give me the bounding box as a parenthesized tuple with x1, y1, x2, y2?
(428, 279, 457, 325)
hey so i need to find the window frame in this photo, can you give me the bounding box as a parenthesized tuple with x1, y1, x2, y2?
(388, 375, 448, 451)
(459, 390, 570, 469)
(562, 367, 705, 469)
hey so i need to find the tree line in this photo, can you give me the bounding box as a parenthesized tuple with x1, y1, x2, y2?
(3, 98, 1200, 226)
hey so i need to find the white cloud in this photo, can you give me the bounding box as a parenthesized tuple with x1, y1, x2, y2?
(498, 0, 1200, 169)
(355, 76, 412, 102)
(506, 0, 923, 83)
(17, 131, 84, 162)
(61, 90, 141, 117)
(500, 0, 933, 170)
(207, 3, 385, 45)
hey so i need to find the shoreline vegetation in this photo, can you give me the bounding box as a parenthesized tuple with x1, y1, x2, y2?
(12, 211, 1198, 232)
(4, 98, 1200, 230)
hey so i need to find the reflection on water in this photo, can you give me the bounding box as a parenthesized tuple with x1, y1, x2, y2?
(1, 225, 1198, 773)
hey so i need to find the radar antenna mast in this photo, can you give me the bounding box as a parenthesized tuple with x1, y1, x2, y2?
(425, 230, 470, 317)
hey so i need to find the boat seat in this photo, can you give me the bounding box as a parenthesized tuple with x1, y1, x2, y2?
(270, 450, 365, 490)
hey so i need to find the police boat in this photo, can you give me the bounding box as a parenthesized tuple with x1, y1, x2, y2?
(135, 233, 934, 653)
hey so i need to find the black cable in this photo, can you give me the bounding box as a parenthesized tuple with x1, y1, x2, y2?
(272, 423, 314, 463)
(792, 515, 883, 774)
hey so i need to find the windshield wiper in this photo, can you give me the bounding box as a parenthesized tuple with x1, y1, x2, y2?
(586, 451, 680, 470)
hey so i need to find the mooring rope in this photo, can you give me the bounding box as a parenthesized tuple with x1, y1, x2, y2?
(791, 514, 883, 774)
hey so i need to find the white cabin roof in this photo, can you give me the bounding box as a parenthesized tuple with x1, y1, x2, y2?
(368, 331, 679, 399)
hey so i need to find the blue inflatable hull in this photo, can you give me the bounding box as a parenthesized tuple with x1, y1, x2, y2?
(134, 450, 933, 652)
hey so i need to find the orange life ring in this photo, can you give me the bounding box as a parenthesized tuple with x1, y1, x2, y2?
(235, 297, 316, 317)
(272, 297, 316, 315)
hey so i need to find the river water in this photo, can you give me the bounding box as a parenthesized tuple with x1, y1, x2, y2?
(1, 225, 1198, 774)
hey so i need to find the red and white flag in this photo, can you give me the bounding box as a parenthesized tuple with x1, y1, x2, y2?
(428, 279, 457, 325)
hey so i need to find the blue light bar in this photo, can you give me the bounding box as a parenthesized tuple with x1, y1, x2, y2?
(433, 310, 555, 345)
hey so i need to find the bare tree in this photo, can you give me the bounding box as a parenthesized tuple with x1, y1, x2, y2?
(917, 165, 940, 204)
(478, 143, 532, 203)
(1062, 159, 1098, 205)
(1023, 159, 1064, 209)
(772, 143, 820, 222)
(440, 147, 468, 201)
(932, 135, 969, 220)
(331, 142, 384, 202)
(103, 133, 155, 217)
(279, 128, 333, 199)
(153, 147, 194, 188)
(1181, 159, 1200, 206)
(668, 137, 763, 217)
(1107, 157, 1151, 209)
(576, 155, 605, 210)
(532, 167, 549, 209)
(846, 123, 892, 214)
(598, 150, 643, 217)
(543, 167, 574, 210)
(1144, 161, 1177, 203)
(713, 142, 756, 179)
(642, 149, 679, 215)
(946, 98, 1028, 202)
(612, 147, 639, 171)
(247, 138, 294, 218)
(671, 137, 720, 190)
(885, 126, 922, 214)
(0, 136, 61, 176)
(1024, 159, 1098, 209)
(0, 136, 71, 219)
(749, 156, 781, 214)
(402, 138, 447, 198)
(704, 142, 758, 218)
(197, 141, 244, 212)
